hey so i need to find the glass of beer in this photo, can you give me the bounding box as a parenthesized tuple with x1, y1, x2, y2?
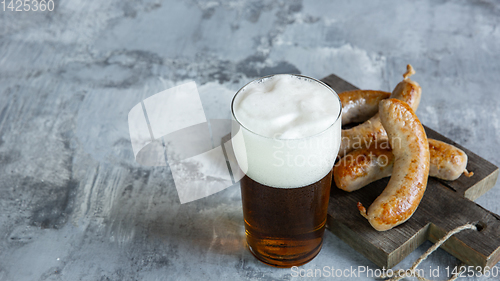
(231, 74, 342, 267)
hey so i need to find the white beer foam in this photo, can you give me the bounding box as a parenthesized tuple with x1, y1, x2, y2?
(232, 74, 341, 188)
(233, 75, 340, 139)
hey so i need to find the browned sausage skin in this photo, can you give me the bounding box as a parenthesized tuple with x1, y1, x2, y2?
(334, 139, 472, 192)
(338, 65, 421, 157)
(339, 90, 391, 125)
(357, 98, 430, 231)
(429, 139, 473, 179)
(334, 144, 394, 192)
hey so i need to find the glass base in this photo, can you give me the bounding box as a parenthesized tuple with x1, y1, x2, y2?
(247, 239, 323, 268)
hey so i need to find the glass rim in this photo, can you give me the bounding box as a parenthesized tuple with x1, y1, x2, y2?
(230, 73, 343, 141)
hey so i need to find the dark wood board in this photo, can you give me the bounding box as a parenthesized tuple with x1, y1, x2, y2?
(321, 74, 500, 269)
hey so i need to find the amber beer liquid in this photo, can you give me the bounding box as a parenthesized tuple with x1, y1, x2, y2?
(231, 74, 342, 267)
(240, 170, 333, 266)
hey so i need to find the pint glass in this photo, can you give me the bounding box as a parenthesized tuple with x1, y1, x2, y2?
(231, 74, 342, 267)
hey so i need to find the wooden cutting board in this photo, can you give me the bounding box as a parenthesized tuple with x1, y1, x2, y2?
(321, 74, 500, 270)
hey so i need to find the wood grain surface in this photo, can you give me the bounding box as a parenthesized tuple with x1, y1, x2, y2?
(321, 73, 500, 269)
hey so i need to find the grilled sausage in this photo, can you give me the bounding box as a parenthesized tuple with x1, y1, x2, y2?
(339, 90, 391, 125)
(339, 65, 421, 157)
(334, 139, 473, 192)
(334, 143, 394, 192)
(357, 98, 430, 231)
(429, 139, 473, 179)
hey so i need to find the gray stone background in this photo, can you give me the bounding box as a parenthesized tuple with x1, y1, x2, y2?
(0, 0, 499, 280)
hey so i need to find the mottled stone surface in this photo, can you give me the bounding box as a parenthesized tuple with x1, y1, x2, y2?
(1, 0, 499, 280)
